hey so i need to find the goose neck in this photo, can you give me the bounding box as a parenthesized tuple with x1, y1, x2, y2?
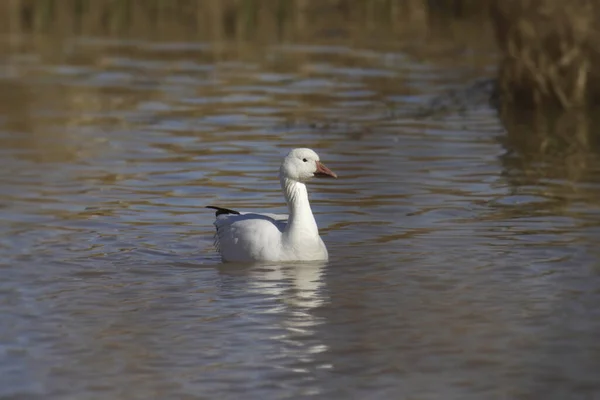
(280, 177, 318, 236)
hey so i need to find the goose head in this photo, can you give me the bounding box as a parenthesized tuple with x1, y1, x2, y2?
(279, 148, 337, 183)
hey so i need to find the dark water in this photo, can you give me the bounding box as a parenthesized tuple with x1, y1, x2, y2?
(1, 34, 599, 400)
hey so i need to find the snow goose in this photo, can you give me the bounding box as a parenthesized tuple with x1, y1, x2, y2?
(207, 148, 337, 263)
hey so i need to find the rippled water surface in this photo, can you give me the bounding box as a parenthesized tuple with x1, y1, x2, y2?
(1, 34, 600, 400)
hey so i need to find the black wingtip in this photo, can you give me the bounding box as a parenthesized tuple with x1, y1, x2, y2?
(206, 206, 241, 217)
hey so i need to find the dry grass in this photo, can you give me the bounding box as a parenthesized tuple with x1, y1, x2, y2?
(490, 0, 600, 109)
(0, 0, 431, 41)
(0, 0, 499, 50)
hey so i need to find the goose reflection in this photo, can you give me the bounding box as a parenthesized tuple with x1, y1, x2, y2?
(246, 261, 329, 376)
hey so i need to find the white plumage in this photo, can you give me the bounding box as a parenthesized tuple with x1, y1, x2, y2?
(207, 148, 337, 263)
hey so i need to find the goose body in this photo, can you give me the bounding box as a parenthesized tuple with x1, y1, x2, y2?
(207, 148, 337, 263)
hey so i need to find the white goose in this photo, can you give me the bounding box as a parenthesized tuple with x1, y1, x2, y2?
(207, 148, 337, 263)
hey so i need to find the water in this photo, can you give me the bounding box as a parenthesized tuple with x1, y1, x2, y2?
(1, 34, 599, 400)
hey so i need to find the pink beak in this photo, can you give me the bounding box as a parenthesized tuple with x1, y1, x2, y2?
(314, 161, 338, 178)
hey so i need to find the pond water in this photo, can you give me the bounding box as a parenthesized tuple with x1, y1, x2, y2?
(1, 33, 599, 400)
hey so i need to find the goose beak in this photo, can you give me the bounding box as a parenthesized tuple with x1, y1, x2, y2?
(314, 161, 338, 178)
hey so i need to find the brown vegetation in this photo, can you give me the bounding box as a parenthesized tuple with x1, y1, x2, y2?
(490, 0, 600, 110)
(0, 0, 432, 41)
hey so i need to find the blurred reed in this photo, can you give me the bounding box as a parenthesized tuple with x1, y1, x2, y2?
(0, 0, 433, 40)
(490, 0, 600, 110)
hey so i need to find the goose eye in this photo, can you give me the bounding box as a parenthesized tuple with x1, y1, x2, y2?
(302, 158, 308, 162)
